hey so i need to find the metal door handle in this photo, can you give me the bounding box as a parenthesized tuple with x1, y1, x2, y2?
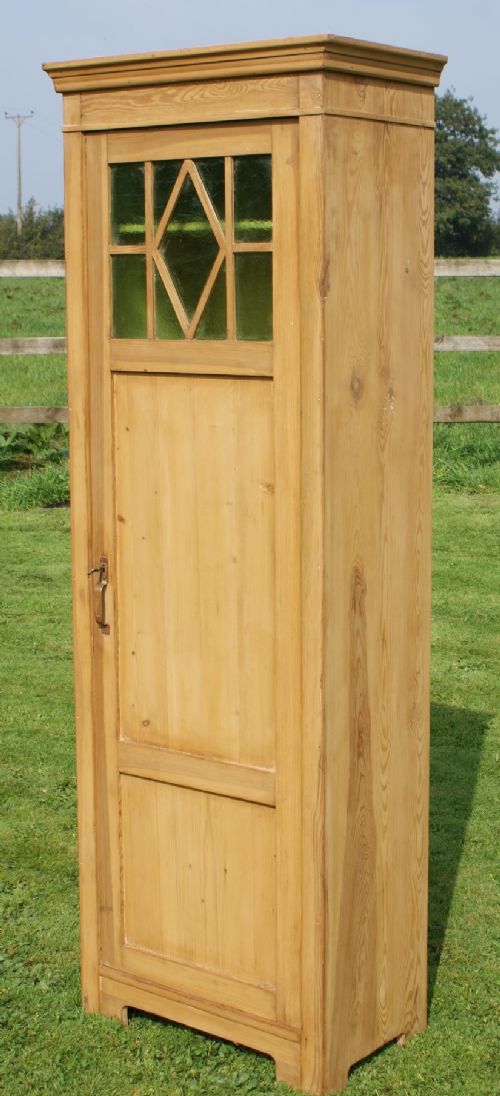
(87, 556, 110, 633)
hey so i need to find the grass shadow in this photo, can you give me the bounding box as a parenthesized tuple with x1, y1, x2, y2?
(428, 701, 490, 1004)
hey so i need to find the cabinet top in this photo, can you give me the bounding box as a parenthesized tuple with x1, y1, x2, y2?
(43, 33, 446, 94)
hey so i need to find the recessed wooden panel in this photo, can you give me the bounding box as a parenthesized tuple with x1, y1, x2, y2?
(324, 72, 435, 126)
(114, 373, 275, 767)
(121, 776, 277, 986)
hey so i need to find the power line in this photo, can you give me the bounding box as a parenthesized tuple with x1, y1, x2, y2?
(4, 111, 34, 233)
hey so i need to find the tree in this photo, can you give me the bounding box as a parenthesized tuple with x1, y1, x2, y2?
(0, 199, 64, 259)
(435, 90, 500, 256)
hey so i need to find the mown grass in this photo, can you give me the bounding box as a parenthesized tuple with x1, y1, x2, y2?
(0, 494, 498, 1095)
(0, 278, 66, 336)
(0, 355, 67, 406)
(434, 276, 500, 335)
(0, 276, 498, 1092)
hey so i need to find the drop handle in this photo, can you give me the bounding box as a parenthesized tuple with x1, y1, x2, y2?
(87, 556, 110, 634)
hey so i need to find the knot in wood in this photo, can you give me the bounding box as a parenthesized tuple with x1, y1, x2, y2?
(351, 371, 364, 403)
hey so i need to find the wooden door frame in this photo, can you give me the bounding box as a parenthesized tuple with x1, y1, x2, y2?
(66, 116, 303, 1036)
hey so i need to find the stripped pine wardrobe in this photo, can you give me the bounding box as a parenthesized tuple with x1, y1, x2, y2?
(44, 35, 446, 1094)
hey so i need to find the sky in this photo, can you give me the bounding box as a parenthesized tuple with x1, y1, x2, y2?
(1, 0, 499, 215)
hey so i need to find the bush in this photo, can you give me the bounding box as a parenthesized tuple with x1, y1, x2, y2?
(0, 463, 69, 510)
(0, 199, 64, 259)
(0, 423, 68, 470)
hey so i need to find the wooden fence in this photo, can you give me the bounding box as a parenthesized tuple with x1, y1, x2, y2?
(1, 259, 499, 425)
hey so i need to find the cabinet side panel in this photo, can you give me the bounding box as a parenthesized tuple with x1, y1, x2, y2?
(324, 116, 434, 1082)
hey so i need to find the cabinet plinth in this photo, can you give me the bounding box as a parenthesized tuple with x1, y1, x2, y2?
(44, 34, 446, 1095)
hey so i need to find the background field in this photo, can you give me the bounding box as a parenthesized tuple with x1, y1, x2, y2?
(0, 278, 498, 1095)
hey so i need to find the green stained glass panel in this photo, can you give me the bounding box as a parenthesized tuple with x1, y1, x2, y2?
(235, 252, 272, 341)
(161, 174, 219, 321)
(234, 156, 272, 243)
(112, 255, 147, 338)
(111, 164, 145, 245)
(154, 267, 184, 339)
(196, 159, 225, 225)
(154, 161, 182, 229)
(196, 263, 227, 339)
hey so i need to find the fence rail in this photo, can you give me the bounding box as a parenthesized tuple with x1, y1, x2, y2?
(0, 406, 69, 424)
(2, 335, 500, 357)
(1, 258, 499, 425)
(0, 337, 67, 355)
(2, 404, 499, 426)
(2, 258, 500, 279)
(0, 260, 66, 278)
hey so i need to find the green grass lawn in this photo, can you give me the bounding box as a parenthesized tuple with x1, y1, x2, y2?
(0, 275, 499, 1094)
(0, 278, 66, 337)
(434, 277, 500, 335)
(0, 355, 67, 406)
(0, 495, 498, 1096)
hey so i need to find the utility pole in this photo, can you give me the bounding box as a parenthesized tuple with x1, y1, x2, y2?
(4, 111, 34, 233)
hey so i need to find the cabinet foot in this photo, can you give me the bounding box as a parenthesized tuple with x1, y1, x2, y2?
(100, 991, 129, 1025)
(275, 1055, 302, 1088)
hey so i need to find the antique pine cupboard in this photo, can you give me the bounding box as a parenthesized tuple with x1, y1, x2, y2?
(44, 35, 446, 1095)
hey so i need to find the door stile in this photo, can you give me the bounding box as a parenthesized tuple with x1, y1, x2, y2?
(85, 132, 123, 974)
(272, 121, 302, 1032)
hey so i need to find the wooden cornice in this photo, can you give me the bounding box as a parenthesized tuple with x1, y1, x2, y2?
(43, 34, 447, 93)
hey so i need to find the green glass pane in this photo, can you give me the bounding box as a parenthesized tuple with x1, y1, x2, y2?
(235, 252, 272, 341)
(111, 164, 145, 245)
(154, 161, 182, 229)
(154, 267, 184, 339)
(196, 263, 227, 340)
(112, 255, 147, 338)
(161, 175, 219, 321)
(197, 159, 225, 225)
(234, 156, 272, 243)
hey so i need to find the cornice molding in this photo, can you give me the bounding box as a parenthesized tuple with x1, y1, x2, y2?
(43, 34, 447, 94)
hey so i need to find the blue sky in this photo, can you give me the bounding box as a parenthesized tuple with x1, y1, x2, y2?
(1, 0, 499, 214)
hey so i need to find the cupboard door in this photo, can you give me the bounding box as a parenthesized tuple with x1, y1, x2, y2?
(84, 122, 301, 1029)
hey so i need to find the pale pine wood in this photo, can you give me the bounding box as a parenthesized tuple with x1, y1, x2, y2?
(109, 339, 273, 374)
(272, 121, 302, 1030)
(117, 741, 276, 805)
(44, 36, 446, 95)
(85, 133, 123, 971)
(108, 124, 272, 162)
(115, 947, 277, 1021)
(121, 776, 277, 985)
(298, 111, 327, 1096)
(62, 99, 101, 1015)
(47, 36, 446, 1096)
(99, 974, 301, 1077)
(114, 373, 276, 767)
(323, 115, 434, 1086)
(324, 71, 435, 127)
(79, 79, 299, 132)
